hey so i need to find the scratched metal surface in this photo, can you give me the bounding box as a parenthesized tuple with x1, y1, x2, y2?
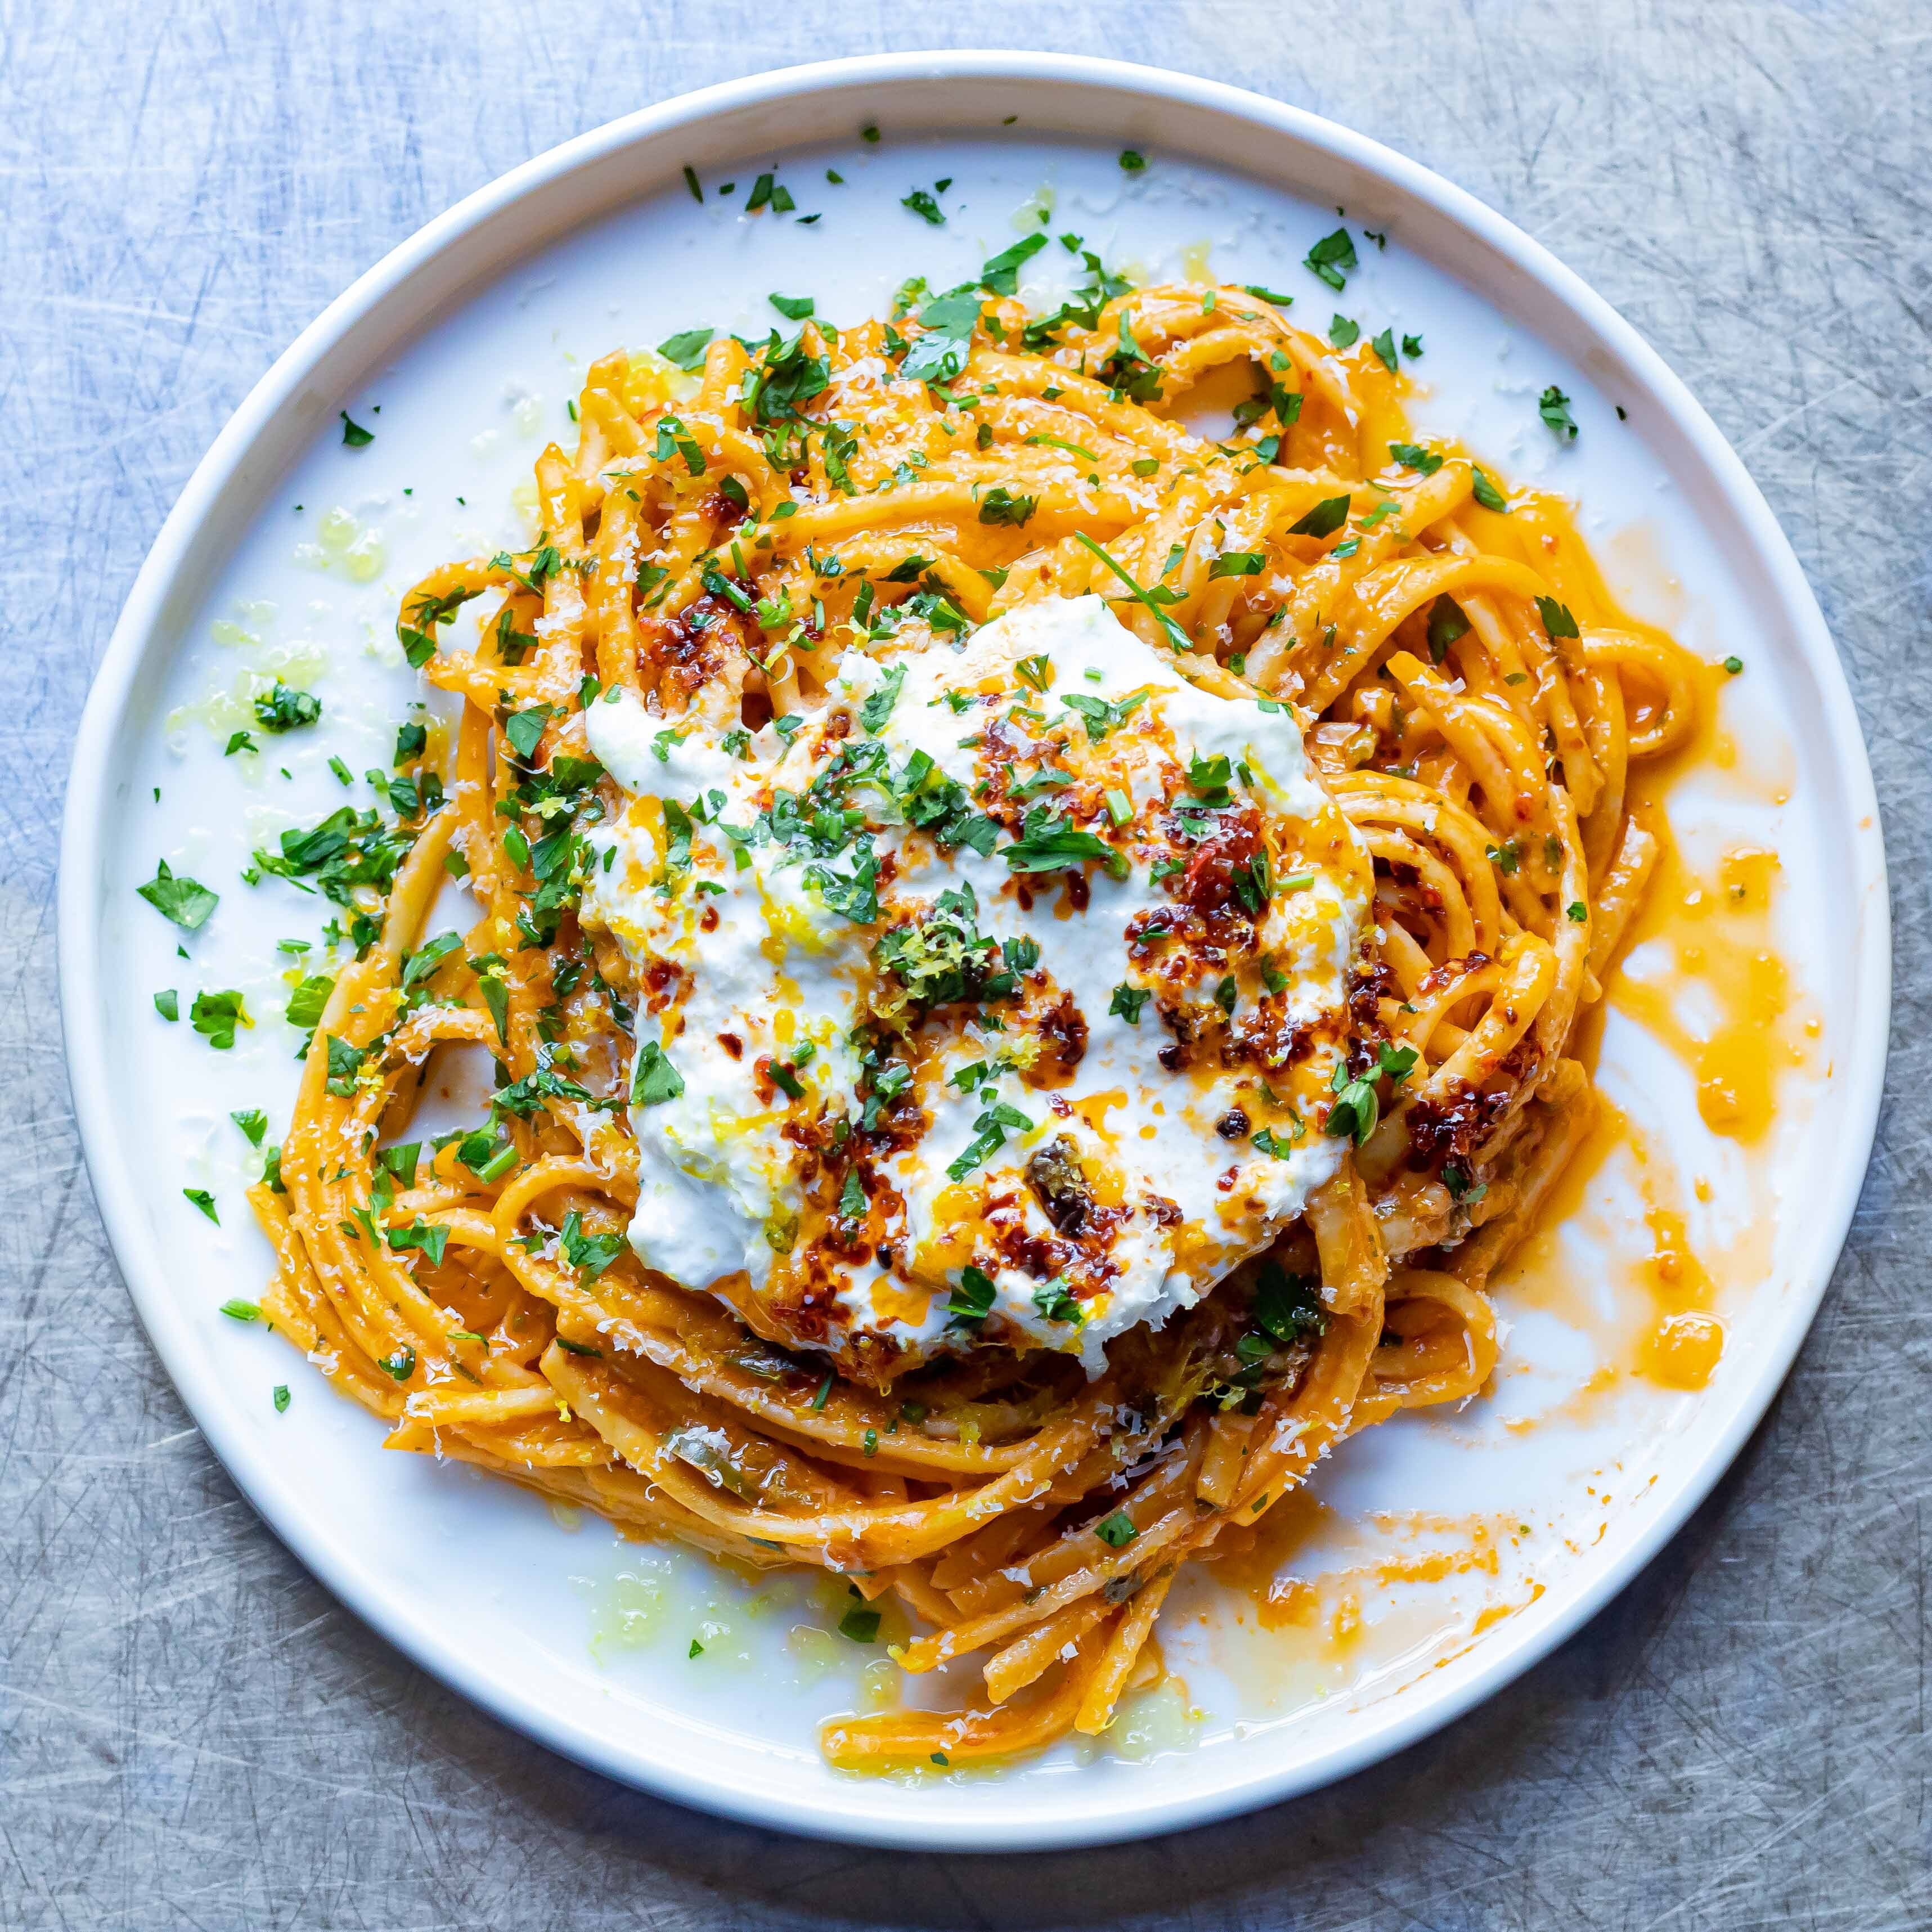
(4, 3, 1928, 1926)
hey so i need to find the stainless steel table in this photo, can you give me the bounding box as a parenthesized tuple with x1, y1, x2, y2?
(5, 5, 1926, 1925)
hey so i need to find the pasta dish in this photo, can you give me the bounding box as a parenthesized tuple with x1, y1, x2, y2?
(243, 239, 1699, 1768)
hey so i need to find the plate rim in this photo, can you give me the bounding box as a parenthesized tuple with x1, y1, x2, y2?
(57, 48, 1891, 1852)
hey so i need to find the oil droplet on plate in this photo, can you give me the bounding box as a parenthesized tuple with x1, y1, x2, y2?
(1642, 1310, 1724, 1390)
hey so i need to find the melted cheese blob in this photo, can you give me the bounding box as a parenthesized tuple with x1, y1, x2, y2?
(585, 595, 1372, 1382)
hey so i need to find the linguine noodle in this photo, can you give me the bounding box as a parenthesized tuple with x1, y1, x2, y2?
(248, 258, 1701, 1768)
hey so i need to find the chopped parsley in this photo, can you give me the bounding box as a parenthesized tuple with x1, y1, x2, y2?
(137, 859, 218, 931)
(838, 1604, 882, 1643)
(1001, 807, 1124, 878)
(1427, 596, 1470, 663)
(397, 583, 482, 668)
(1071, 532, 1189, 653)
(1389, 441, 1443, 475)
(901, 185, 946, 226)
(190, 990, 248, 1050)
(898, 287, 982, 387)
(1325, 1042, 1418, 1145)
(1252, 1263, 1326, 1342)
(1534, 595, 1580, 640)
(1466, 466, 1507, 513)
(859, 663, 906, 734)
(1539, 385, 1579, 439)
(631, 1041, 685, 1106)
(946, 1102, 1034, 1183)
(979, 232, 1046, 296)
(558, 1210, 626, 1280)
(252, 682, 321, 733)
(1032, 1277, 1081, 1322)
(1287, 495, 1351, 540)
(978, 485, 1036, 527)
(1060, 688, 1148, 742)
(947, 1264, 999, 1325)
(658, 327, 713, 370)
(1303, 227, 1358, 291)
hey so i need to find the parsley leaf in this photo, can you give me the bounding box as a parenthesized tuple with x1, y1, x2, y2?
(1470, 466, 1509, 513)
(1288, 495, 1351, 539)
(1427, 597, 1470, 664)
(1001, 807, 1123, 878)
(1389, 441, 1443, 475)
(285, 973, 335, 1031)
(1253, 1263, 1327, 1342)
(190, 990, 248, 1050)
(1539, 385, 1579, 439)
(1071, 533, 1190, 652)
(400, 930, 462, 992)
(859, 663, 906, 735)
(1534, 596, 1581, 640)
(396, 582, 482, 668)
(631, 1040, 685, 1106)
(978, 485, 1037, 527)
(138, 860, 219, 931)
(504, 705, 553, 761)
(839, 1605, 882, 1643)
(386, 1219, 450, 1268)
(1060, 689, 1149, 742)
(898, 288, 982, 387)
(979, 232, 1046, 296)
(947, 1265, 998, 1326)
(1303, 227, 1358, 291)
(1032, 1276, 1082, 1323)
(902, 186, 946, 226)
(658, 327, 713, 370)
(559, 1208, 626, 1280)
(253, 682, 322, 733)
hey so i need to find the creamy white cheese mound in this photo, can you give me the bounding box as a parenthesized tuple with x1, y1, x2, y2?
(584, 594, 1371, 1380)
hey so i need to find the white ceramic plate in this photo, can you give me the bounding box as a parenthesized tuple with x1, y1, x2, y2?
(60, 53, 1888, 1850)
